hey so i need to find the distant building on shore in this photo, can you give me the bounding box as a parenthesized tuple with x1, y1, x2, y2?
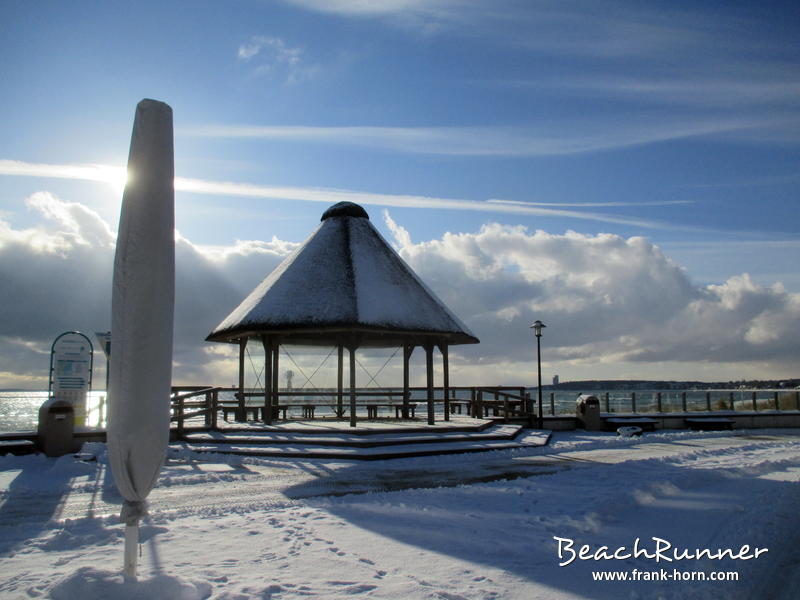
(552, 375, 560, 387)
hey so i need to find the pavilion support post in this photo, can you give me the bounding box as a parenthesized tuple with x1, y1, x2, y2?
(439, 343, 450, 422)
(261, 336, 273, 426)
(425, 343, 435, 425)
(237, 338, 246, 422)
(402, 345, 414, 419)
(272, 340, 280, 422)
(337, 345, 344, 419)
(349, 345, 357, 427)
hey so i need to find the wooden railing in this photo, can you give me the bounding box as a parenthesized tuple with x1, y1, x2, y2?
(470, 388, 532, 424)
(170, 385, 800, 432)
(170, 386, 219, 436)
(168, 385, 535, 432)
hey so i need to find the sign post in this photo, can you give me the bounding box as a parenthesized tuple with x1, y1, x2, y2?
(49, 331, 94, 426)
(95, 331, 111, 388)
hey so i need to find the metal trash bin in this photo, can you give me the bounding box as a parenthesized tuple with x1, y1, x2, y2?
(37, 398, 77, 457)
(576, 394, 602, 431)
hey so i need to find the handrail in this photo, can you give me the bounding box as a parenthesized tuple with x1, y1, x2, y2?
(170, 385, 800, 425)
(170, 408, 210, 422)
(475, 387, 527, 402)
(171, 386, 219, 401)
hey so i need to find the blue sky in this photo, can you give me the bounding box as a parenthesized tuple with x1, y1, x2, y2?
(1, 0, 798, 387)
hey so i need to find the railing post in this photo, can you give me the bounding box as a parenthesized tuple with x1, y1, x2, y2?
(681, 392, 687, 413)
(604, 392, 610, 413)
(525, 392, 533, 427)
(729, 391, 735, 410)
(477, 390, 483, 419)
(752, 391, 758, 412)
(503, 398, 510, 423)
(549, 392, 555, 415)
(656, 392, 662, 413)
(631, 392, 636, 413)
(177, 395, 185, 438)
(706, 391, 711, 411)
(470, 387, 476, 417)
(211, 389, 219, 430)
(795, 391, 799, 411)
(440, 343, 450, 422)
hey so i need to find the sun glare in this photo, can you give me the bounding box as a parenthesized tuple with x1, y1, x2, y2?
(94, 164, 129, 195)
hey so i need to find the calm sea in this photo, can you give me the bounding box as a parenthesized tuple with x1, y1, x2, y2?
(0, 391, 108, 433)
(0, 389, 789, 434)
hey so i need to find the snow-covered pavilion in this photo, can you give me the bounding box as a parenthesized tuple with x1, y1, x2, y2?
(206, 201, 479, 426)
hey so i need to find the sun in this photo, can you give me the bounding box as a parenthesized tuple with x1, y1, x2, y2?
(93, 164, 129, 196)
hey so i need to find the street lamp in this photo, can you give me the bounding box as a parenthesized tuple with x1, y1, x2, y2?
(531, 320, 546, 429)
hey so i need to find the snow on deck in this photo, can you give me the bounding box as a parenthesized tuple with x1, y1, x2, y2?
(2, 429, 800, 599)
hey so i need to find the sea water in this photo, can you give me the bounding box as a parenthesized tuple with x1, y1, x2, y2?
(0, 389, 791, 433)
(0, 391, 108, 433)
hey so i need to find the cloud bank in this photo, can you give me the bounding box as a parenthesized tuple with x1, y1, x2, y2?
(0, 193, 797, 388)
(384, 212, 800, 381)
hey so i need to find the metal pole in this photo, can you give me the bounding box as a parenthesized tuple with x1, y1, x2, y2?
(402, 345, 412, 419)
(124, 521, 139, 579)
(425, 344, 435, 425)
(238, 338, 246, 418)
(536, 334, 543, 429)
(337, 345, 344, 418)
(349, 346, 357, 427)
(441, 343, 450, 422)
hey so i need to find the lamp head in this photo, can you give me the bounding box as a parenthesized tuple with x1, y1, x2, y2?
(531, 320, 546, 337)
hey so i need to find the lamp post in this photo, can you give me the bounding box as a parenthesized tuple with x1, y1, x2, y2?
(531, 320, 546, 429)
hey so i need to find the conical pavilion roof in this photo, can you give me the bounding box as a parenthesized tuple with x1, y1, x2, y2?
(206, 202, 479, 347)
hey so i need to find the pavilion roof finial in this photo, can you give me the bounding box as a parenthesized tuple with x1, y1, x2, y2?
(321, 201, 369, 221)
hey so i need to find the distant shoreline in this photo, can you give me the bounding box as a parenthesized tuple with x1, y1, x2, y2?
(2, 377, 799, 394)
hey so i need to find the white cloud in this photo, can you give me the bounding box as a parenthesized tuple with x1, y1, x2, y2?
(279, 0, 471, 20)
(0, 159, 125, 186)
(535, 74, 800, 109)
(236, 35, 314, 83)
(0, 159, 679, 230)
(1, 192, 797, 388)
(383, 212, 800, 377)
(0, 191, 114, 255)
(182, 114, 800, 156)
(238, 36, 301, 64)
(25, 191, 115, 249)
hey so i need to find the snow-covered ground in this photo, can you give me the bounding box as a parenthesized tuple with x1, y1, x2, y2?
(2, 429, 800, 599)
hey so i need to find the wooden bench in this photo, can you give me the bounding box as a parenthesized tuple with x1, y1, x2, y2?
(221, 406, 260, 422)
(685, 417, 734, 431)
(327, 404, 418, 419)
(301, 405, 316, 419)
(449, 401, 466, 414)
(364, 403, 418, 419)
(263, 405, 288, 420)
(222, 405, 289, 421)
(394, 403, 417, 418)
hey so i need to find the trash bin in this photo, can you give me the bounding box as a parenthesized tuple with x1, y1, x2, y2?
(37, 398, 77, 457)
(576, 394, 602, 431)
